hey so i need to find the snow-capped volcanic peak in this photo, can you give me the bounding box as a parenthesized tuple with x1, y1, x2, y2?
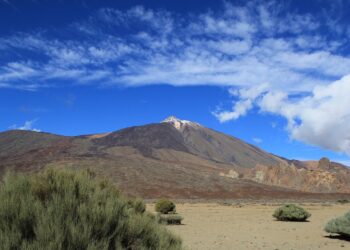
(162, 116, 201, 130)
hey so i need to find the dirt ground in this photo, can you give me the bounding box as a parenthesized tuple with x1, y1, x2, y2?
(148, 203, 350, 250)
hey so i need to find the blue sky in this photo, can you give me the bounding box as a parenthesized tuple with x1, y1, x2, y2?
(1, 0, 350, 165)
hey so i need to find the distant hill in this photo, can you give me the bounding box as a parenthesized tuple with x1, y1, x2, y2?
(1, 116, 350, 199)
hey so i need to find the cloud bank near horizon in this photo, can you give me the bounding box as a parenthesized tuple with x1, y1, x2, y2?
(1, 1, 350, 155)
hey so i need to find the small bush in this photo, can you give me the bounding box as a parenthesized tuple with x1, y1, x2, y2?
(155, 199, 176, 214)
(0, 169, 182, 249)
(325, 211, 350, 237)
(337, 199, 350, 204)
(273, 204, 311, 222)
(158, 214, 183, 225)
(127, 198, 146, 214)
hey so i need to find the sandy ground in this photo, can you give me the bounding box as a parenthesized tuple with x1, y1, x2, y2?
(148, 203, 350, 250)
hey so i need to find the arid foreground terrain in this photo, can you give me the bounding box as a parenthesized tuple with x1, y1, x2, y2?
(148, 202, 350, 250)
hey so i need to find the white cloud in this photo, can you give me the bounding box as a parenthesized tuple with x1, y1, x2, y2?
(253, 138, 263, 144)
(259, 91, 287, 113)
(214, 99, 253, 122)
(251, 75, 350, 155)
(207, 39, 252, 55)
(288, 75, 350, 155)
(1, 1, 347, 90)
(214, 83, 269, 122)
(10, 119, 41, 132)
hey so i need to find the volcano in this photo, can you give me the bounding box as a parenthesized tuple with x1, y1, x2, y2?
(1, 116, 350, 199)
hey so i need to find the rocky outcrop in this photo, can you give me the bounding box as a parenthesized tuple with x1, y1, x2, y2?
(318, 157, 331, 170)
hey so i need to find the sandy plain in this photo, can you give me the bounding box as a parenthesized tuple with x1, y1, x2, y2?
(148, 202, 350, 250)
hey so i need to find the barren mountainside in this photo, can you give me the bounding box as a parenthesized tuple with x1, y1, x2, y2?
(1, 116, 350, 199)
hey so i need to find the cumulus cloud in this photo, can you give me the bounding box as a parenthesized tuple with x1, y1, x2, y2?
(1, 1, 350, 154)
(216, 74, 350, 155)
(284, 76, 350, 155)
(9, 120, 41, 132)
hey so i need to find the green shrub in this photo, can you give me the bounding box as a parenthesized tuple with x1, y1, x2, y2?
(337, 199, 350, 204)
(325, 211, 350, 237)
(155, 199, 176, 214)
(273, 204, 311, 221)
(158, 214, 183, 225)
(0, 169, 182, 250)
(127, 198, 146, 214)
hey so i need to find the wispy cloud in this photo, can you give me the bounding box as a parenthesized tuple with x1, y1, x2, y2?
(19, 106, 47, 113)
(253, 138, 263, 144)
(1, 2, 348, 90)
(1, 1, 350, 155)
(9, 119, 41, 132)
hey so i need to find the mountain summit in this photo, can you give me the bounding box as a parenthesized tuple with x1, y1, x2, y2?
(162, 116, 201, 131)
(1, 119, 350, 199)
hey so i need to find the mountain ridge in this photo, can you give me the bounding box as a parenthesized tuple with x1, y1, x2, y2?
(1, 116, 350, 199)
